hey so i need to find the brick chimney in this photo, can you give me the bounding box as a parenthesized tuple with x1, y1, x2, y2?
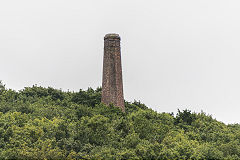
(101, 33, 125, 112)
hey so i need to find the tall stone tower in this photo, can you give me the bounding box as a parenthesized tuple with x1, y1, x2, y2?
(101, 33, 125, 112)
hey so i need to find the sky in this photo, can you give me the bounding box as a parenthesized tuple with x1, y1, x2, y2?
(1, 0, 240, 124)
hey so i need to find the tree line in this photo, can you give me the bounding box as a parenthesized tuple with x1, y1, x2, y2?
(0, 81, 240, 159)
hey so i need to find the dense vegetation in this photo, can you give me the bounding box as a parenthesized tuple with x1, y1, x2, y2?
(0, 81, 240, 159)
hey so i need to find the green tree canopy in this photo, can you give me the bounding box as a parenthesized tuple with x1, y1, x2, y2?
(0, 84, 239, 159)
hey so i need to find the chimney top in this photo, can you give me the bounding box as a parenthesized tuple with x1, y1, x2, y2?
(104, 33, 120, 40)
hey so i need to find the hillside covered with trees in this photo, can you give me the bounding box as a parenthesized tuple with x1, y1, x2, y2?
(0, 81, 240, 159)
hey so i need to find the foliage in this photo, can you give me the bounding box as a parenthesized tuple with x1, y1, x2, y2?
(0, 80, 5, 93)
(0, 84, 240, 159)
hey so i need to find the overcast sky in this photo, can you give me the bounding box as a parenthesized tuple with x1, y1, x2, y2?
(1, 0, 240, 124)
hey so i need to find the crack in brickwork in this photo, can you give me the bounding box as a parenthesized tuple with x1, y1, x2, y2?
(101, 34, 125, 112)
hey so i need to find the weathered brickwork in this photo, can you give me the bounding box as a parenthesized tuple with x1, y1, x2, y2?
(101, 34, 125, 112)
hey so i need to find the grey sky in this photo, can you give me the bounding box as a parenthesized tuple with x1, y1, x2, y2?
(1, 0, 240, 124)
